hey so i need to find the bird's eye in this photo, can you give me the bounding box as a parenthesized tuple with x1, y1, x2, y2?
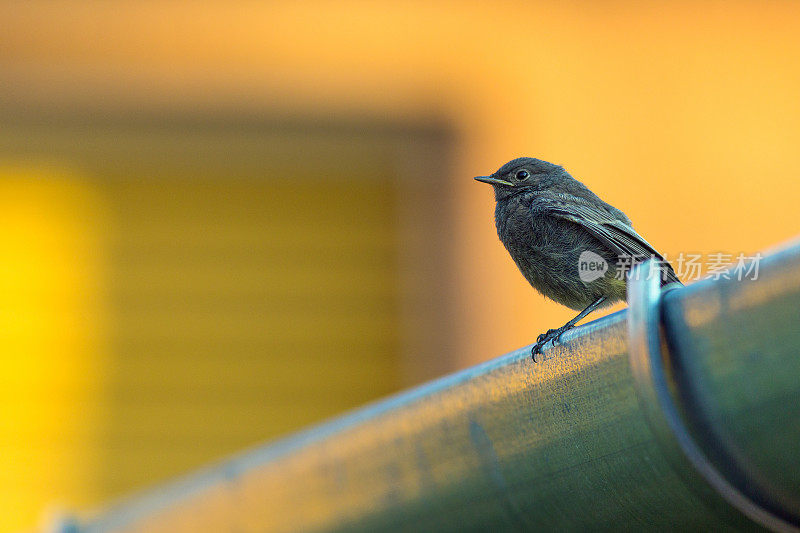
(516, 169, 530, 181)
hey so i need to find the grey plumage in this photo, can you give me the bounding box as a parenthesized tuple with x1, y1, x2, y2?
(475, 157, 680, 356)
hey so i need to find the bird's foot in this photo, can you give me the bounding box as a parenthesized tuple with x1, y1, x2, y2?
(535, 328, 559, 345)
(531, 326, 572, 360)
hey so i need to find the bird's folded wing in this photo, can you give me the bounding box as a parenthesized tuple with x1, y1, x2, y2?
(532, 194, 681, 285)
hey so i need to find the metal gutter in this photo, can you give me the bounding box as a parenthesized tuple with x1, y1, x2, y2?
(63, 243, 800, 532)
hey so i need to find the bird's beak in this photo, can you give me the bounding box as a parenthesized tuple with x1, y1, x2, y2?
(474, 175, 513, 186)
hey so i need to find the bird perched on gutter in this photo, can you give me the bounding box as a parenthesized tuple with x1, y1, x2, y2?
(475, 157, 681, 358)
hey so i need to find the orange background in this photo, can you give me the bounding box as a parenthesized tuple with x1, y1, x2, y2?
(2, 2, 800, 531)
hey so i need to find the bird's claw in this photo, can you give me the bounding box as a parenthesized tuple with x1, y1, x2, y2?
(536, 328, 558, 344)
(531, 341, 544, 356)
(531, 327, 568, 360)
(531, 334, 554, 359)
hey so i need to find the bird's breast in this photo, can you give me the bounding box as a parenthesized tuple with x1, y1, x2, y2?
(494, 201, 623, 309)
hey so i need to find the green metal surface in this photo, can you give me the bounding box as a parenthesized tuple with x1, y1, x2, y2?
(71, 244, 800, 532)
(663, 245, 800, 527)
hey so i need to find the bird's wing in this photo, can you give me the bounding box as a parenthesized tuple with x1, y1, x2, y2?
(532, 193, 681, 285)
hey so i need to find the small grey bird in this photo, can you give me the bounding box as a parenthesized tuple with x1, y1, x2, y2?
(475, 157, 680, 357)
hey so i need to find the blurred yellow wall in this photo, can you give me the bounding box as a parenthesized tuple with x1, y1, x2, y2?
(0, 170, 106, 531)
(2, 1, 800, 531)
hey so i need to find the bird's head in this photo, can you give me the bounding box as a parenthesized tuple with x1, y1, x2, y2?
(474, 157, 564, 200)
